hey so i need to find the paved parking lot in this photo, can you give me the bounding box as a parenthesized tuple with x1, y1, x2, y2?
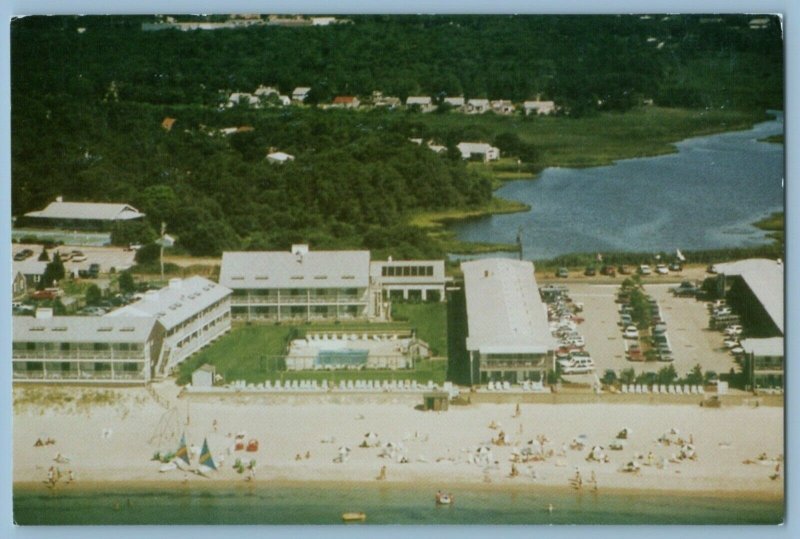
(567, 282, 735, 379)
(14, 243, 136, 273)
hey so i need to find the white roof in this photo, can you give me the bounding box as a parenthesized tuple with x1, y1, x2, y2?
(105, 276, 231, 331)
(740, 337, 783, 357)
(292, 86, 311, 95)
(444, 97, 464, 106)
(25, 201, 145, 221)
(524, 100, 555, 107)
(13, 260, 48, 276)
(220, 249, 371, 289)
(713, 259, 784, 334)
(462, 258, 555, 354)
(406, 96, 432, 105)
(457, 142, 497, 154)
(267, 152, 295, 162)
(468, 98, 489, 106)
(14, 315, 157, 343)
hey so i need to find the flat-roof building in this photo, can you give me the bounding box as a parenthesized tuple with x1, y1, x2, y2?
(741, 337, 783, 391)
(462, 258, 556, 385)
(370, 259, 449, 302)
(712, 259, 783, 336)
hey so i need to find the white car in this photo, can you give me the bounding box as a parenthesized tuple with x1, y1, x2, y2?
(639, 264, 652, 275)
(725, 325, 743, 336)
(656, 264, 669, 275)
(623, 326, 639, 339)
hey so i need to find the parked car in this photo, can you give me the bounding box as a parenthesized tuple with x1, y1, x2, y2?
(657, 351, 675, 362)
(617, 265, 631, 275)
(88, 263, 101, 277)
(14, 249, 34, 261)
(653, 323, 668, 335)
(70, 250, 87, 262)
(626, 342, 644, 361)
(669, 261, 683, 272)
(584, 266, 596, 276)
(556, 267, 569, 278)
(619, 314, 633, 326)
(638, 264, 652, 275)
(600, 265, 617, 277)
(623, 326, 639, 339)
(724, 325, 743, 337)
(655, 264, 669, 275)
(670, 281, 699, 297)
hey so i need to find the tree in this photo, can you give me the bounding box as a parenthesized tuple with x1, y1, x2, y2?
(620, 368, 636, 385)
(40, 253, 65, 289)
(656, 365, 678, 385)
(37, 247, 49, 261)
(118, 271, 136, 294)
(135, 243, 160, 265)
(686, 364, 704, 385)
(85, 284, 102, 306)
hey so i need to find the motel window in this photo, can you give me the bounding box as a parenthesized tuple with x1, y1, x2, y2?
(426, 266, 434, 276)
(60, 343, 71, 351)
(411, 266, 418, 276)
(26, 342, 36, 351)
(403, 267, 411, 276)
(94, 343, 110, 351)
(122, 362, 139, 372)
(26, 362, 43, 371)
(382, 267, 388, 277)
(94, 362, 111, 372)
(61, 362, 72, 372)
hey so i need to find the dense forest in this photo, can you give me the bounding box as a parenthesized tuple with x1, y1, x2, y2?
(11, 15, 784, 257)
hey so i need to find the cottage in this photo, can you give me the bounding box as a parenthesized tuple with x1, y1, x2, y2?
(254, 85, 279, 97)
(456, 142, 500, 162)
(227, 92, 260, 108)
(372, 92, 401, 108)
(491, 100, 515, 115)
(292, 87, 312, 102)
(443, 96, 465, 110)
(523, 100, 556, 116)
(466, 98, 490, 114)
(406, 96, 435, 113)
(332, 96, 360, 109)
(12, 270, 27, 299)
(267, 151, 295, 164)
(13, 260, 48, 290)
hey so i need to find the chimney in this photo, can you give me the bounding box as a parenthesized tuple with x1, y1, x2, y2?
(169, 278, 182, 290)
(145, 290, 160, 302)
(35, 308, 54, 320)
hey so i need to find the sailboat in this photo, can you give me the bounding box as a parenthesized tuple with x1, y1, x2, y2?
(197, 438, 217, 476)
(160, 433, 190, 472)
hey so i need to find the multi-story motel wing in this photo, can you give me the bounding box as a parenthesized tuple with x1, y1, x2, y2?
(462, 258, 556, 385)
(12, 309, 162, 384)
(220, 244, 385, 321)
(105, 276, 232, 377)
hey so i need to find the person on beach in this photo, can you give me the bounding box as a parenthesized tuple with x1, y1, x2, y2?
(305, 451, 311, 459)
(67, 470, 74, 484)
(47, 467, 55, 486)
(376, 465, 387, 480)
(590, 471, 598, 492)
(510, 463, 519, 478)
(212, 419, 218, 432)
(514, 403, 521, 418)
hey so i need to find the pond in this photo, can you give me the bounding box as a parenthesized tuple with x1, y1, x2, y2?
(451, 111, 784, 260)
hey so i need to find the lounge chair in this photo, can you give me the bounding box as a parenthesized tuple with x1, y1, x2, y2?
(503, 381, 511, 391)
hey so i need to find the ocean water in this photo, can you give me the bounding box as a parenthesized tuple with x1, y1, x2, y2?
(451, 112, 784, 260)
(13, 484, 783, 525)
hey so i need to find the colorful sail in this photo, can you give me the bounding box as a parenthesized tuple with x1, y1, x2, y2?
(198, 438, 217, 471)
(175, 433, 190, 465)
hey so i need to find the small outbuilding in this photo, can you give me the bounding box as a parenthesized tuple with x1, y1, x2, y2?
(192, 364, 216, 388)
(422, 391, 449, 411)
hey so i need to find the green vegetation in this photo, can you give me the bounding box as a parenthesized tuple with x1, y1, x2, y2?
(391, 302, 448, 356)
(754, 211, 784, 245)
(759, 134, 784, 144)
(11, 15, 783, 258)
(176, 321, 447, 385)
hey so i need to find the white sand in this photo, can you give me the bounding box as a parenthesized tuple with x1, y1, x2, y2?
(13, 386, 783, 497)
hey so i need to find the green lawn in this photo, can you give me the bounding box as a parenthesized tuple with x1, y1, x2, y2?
(391, 302, 448, 357)
(177, 318, 448, 385)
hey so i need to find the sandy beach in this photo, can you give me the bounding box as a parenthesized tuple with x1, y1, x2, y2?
(12, 384, 783, 500)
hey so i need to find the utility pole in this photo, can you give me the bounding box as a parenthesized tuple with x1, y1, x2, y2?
(160, 221, 166, 284)
(516, 225, 523, 261)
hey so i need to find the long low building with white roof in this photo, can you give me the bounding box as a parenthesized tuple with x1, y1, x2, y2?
(461, 258, 556, 385)
(106, 276, 232, 376)
(22, 196, 146, 230)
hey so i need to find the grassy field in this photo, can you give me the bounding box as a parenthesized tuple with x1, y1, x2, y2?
(177, 314, 448, 385)
(758, 134, 784, 144)
(391, 302, 448, 357)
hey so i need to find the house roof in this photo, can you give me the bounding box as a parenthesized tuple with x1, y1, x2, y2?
(14, 315, 157, 343)
(267, 151, 295, 162)
(468, 98, 489, 106)
(462, 258, 555, 354)
(292, 86, 311, 95)
(712, 259, 784, 334)
(444, 97, 465, 106)
(161, 117, 177, 131)
(106, 276, 231, 331)
(406, 96, 432, 105)
(457, 142, 498, 154)
(24, 200, 145, 221)
(220, 249, 371, 289)
(524, 100, 555, 107)
(333, 96, 357, 104)
(13, 260, 48, 276)
(740, 337, 783, 357)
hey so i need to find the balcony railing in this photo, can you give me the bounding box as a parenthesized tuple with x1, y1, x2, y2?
(13, 369, 145, 381)
(12, 350, 146, 360)
(232, 295, 367, 305)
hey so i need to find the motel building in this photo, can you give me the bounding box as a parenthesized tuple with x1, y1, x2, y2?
(12, 277, 231, 384)
(220, 245, 384, 321)
(462, 258, 556, 385)
(20, 196, 146, 231)
(106, 276, 232, 376)
(369, 258, 449, 302)
(12, 308, 162, 384)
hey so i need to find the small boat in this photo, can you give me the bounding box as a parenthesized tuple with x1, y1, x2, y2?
(435, 492, 454, 505)
(341, 512, 366, 522)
